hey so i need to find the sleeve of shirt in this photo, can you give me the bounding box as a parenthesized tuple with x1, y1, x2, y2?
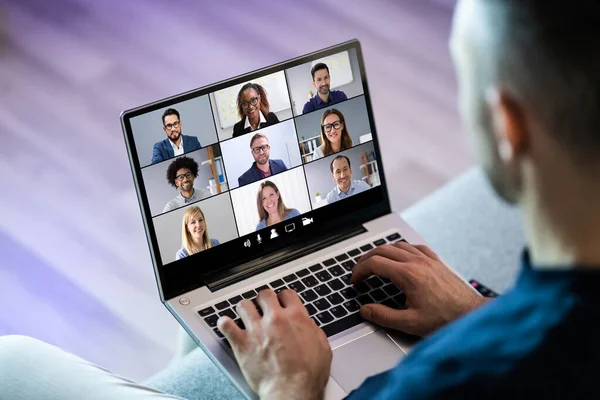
(325, 190, 336, 204)
(313, 146, 324, 160)
(163, 201, 174, 213)
(256, 219, 267, 230)
(151, 143, 163, 165)
(340, 91, 348, 101)
(175, 248, 187, 260)
(302, 101, 313, 114)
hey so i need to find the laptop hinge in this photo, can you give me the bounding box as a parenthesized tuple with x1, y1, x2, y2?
(204, 225, 367, 292)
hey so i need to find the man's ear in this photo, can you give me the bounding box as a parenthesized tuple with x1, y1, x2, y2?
(485, 87, 528, 163)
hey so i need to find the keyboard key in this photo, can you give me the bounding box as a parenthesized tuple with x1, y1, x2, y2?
(213, 327, 224, 338)
(360, 244, 374, 252)
(354, 281, 371, 294)
(198, 307, 215, 317)
(399, 239, 408, 243)
(283, 273, 298, 283)
(204, 314, 219, 327)
(386, 233, 401, 241)
(314, 284, 332, 297)
(219, 309, 236, 319)
(234, 318, 245, 330)
(288, 281, 306, 293)
(269, 279, 285, 288)
(301, 289, 318, 302)
(354, 257, 361, 264)
(341, 260, 356, 271)
(366, 276, 384, 289)
(296, 268, 310, 277)
(330, 306, 348, 319)
(274, 286, 287, 294)
(255, 285, 269, 293)
(305, 303, 317, 316)
(340, 274, 352, 285)
(381, 298, 397, 309)
(394, 293, 407, 308)
(343, 300, 361, 313)
(373, 238, 386, 246)
(327, 278, 344, 291)
(335, 254, 349, 262)
(215, 301, 229, 311)
(222, 338, 231, 349)
(341, 287, 358, 299)
(326, 293, 344, 305)
(316, 270, 332, 282)
(309, 264, 323, 272)
(348, 248, 361, 257)
(357, 294, 375, 305)
(329, 265, 345, 277)
(322, 313, 364, 337)
(383, 284, 401, 296)
(316, 311, 334, 325)
(370, 289, 387, 302)
(301, 275, 319, 287)
(381, 277, 392, 284)
(242, 290, 257, 299)
(228, 296, 243, 306)
(323, 258, 337, 267)
(314, 298, 332, 311)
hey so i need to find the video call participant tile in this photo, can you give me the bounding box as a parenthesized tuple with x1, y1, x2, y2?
(142, 145, 228, 217)
(130, 95, 219, 168)
(220, 119, 303, 190)
(153, 193, 238, 265)
(294, 95, 371, 163)
(230, 167, 311, 237)
(303, 141, 380, 210)
(285, 48, 364, 117)
(209, 71, 293, 141)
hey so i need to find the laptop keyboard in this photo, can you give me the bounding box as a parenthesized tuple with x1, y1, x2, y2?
(198, 232, 408, 349)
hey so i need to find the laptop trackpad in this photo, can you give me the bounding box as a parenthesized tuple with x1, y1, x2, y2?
(330, 329, 406, 393)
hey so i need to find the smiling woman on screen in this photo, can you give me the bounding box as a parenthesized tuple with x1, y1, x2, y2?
(255, 180, 300, 230)
(312, 108, 353, 160)
(176, 206, 220, 260)
(232, 83, 279, 137)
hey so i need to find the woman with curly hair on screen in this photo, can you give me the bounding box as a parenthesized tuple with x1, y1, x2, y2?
(232, 82, 280, 137)
(312, 108, 353, 160)
(175, 206, 220, 260)
(255, 180, 300, 230)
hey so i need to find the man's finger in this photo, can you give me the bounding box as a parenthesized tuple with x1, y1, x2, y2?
(359, 304, 420, 335)
(217, 316, 246, 349)
(278, 288, 303, 308)
(392, 241, 425, 256)
(236, 299, 261, 327)
(351, 253, 410, 288)
(357, 244, 417, 267)
(412, 244, 441, 261)
(256, 289, 281, 315)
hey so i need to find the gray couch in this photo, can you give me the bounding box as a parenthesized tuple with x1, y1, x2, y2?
(144, 166, 525, 399)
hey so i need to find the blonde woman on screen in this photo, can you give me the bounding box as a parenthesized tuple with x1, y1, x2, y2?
(176, 206, 220, 260)
(255, 180, 300, 230)
(312, 108, 353, 159)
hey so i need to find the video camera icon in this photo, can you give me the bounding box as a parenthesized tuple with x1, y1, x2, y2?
(302, 217, 313, 226)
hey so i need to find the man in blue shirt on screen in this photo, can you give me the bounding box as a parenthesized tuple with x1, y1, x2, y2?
(324, 155, 370, 205)
(302, 63, 348, 114)
(219, 1, 600, 398)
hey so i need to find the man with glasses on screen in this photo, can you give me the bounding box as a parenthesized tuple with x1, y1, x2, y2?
(238, 133, 288, 186)
(163, 156, 211, 212)
(324, 155, 370, 205)
(302, 63, 348, 114)
(151, 108, 202, 164)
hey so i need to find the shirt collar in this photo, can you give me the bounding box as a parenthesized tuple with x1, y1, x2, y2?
(244, 111, 267, 130)
(170, 137, 183, 150)
(177, 189, 196, 203)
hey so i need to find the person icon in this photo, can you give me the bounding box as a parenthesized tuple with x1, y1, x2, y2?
(270, 229, 279, 239)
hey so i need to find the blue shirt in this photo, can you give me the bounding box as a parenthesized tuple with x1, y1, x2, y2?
(302, 90, 348, 114)
(175, 239, 220, 260)
(348, 250, 600, 399)
(256, 209, 300, 230)
(325, 180, 371, 204)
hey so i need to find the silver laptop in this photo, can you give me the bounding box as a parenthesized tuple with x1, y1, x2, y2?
(120, 40, 444, 399)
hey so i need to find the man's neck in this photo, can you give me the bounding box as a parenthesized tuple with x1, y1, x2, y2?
(180, 188, 194, 199)
(170, 136, 182, 147)
(338, 183, 350, 194)
(317, 91, 330, 103)
(522, 160, 600, 268)
(256, 161, 270, 173)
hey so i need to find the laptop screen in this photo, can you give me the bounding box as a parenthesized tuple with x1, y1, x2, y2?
(121, 40, 390, 300)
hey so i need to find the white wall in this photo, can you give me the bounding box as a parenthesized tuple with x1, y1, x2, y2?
(230, 167, 311, 236)
(153, 193, 239, 265)
(220, 119, 302, 189)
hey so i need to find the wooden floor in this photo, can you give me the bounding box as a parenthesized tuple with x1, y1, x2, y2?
(0, 0, 470, 382)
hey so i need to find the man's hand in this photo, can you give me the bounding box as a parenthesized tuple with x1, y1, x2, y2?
(352, 242, 487, 337)
(218, 289, 332, 400)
